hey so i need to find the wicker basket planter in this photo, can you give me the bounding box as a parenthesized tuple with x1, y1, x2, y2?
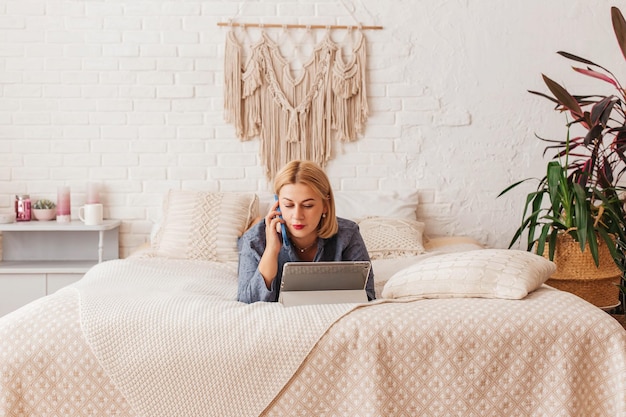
(545, 233, 621, 308)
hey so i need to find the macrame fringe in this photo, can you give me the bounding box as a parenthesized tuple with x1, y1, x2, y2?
(224, 30, 369, 179)
(224, 31, 243, 140)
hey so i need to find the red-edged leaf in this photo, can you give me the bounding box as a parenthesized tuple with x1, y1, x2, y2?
(542, 74, 583, 117)
(577, 157, 595, 178)
(612, 7, 626, 62)
(557, 51, 603, 68)
(584, 124, 604, 146)
(599, 155, 614, 186)
(614, 130, 626, 153)
(590, 96, 615, 126)
(544, 141, 585, 159)
(572, 67, 619, 89)
(528, 89, 559, 105)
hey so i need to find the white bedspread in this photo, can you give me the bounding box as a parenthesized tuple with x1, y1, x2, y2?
(74, 258, 359, 417)
(1, 253, 625, 417)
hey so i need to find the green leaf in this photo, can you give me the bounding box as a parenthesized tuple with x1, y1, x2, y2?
(587, 227, 600, 267)
(548, 229, 558, 260)
(598, 228, 621, 269)
(497, 178, 533, 198)
(509, 209, 537, 249)
(508, 199, 543, 250)
(527, 193, 545, 249)
(536, 224, 550, 256)
(546, 161, 564, 215)
(508, 227, 523, 249)
(572, 182, 589, 249)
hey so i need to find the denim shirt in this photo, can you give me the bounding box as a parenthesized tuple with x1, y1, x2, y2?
(237, 217, 375, 303)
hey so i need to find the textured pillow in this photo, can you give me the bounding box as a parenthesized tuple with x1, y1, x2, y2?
(334, 190, 419, 221)
(372, 255, 435, 298)
(382, 249, 556, 300)
(152, 190, 258, 263)
(358, 217, 426, 260)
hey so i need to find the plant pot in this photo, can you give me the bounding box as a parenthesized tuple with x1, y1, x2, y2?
(32, 208, 56, 221)
(545, 233, 621, 308)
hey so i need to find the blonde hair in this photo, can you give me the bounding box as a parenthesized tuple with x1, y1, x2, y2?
(274, 160, 338, 239)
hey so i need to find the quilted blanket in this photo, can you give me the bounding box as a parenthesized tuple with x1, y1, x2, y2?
(1, 256, 626, 417)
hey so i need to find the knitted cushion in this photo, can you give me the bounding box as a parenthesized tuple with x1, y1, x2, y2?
(358, 217, 426, 260)
(152, 190, 258, 263)
(382, 249, 556, 300)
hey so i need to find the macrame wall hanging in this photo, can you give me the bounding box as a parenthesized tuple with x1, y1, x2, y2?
(219, 1, 383, 180)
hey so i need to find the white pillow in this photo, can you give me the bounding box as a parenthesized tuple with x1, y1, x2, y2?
(372, 255, 436, 298)
(152, 190, 258, 262)
(358, 217, 426, 260)
(423, 236, 485, 253)
(382, 249, 556, 300)
(334, 190, 419, 221)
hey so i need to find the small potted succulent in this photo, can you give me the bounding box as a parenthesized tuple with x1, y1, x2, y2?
(32, 199, 57, 221)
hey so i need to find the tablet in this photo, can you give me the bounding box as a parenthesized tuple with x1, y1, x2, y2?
(278, 261, 371, 306)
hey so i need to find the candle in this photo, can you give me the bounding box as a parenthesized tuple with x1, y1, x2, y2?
(56, 186, 71, 223)
(86, 182, 101, 204)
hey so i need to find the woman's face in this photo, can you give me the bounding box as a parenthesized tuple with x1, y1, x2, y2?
(277, 183, 326, 242)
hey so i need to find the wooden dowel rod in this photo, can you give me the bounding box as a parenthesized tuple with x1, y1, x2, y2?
(217, 22, 383, 30)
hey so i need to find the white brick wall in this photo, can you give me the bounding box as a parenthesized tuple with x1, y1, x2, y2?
(0, 0, 622, 256)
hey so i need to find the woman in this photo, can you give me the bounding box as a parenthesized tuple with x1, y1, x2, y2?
(237, 160, 375, 303)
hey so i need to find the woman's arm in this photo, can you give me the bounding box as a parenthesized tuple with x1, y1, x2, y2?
(237, 201, 286, 303)
(257, 199, 285, 288)
(237, 227, 277, 303)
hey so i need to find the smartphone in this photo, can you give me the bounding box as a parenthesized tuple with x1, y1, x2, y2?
(274, 194, 290, 247)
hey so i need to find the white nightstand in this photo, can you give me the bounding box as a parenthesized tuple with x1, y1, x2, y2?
(0, 219, 121, 317)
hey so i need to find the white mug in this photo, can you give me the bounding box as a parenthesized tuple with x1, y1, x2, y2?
(78, 203, 103, 225)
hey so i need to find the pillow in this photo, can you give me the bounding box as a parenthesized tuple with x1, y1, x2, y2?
(381, 249, 556, 300)
(371, 256, 433, 283)
(372, 255, 435, 298)
(358, 217, 426, 260)
(151, 190, 258, 263)
(334, 190, 419, 221)
(256, 191, 276, 217)
(423, 236, 485, 253)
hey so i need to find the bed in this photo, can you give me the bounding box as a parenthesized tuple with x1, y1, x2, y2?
(1, 190, 625, 417)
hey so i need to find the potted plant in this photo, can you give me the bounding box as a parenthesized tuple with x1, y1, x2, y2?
(32, 199, 57, 221)
(500, 6, 626, 308)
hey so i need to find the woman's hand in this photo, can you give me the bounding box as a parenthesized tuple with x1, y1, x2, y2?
(264, 200, 285, 253)
(258, 200, 285, 288)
